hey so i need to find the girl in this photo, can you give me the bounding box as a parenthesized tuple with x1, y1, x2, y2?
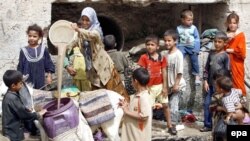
(225, 12, 246, 97)
(66, 7, 129, 101)
(17, 24, 55, 89)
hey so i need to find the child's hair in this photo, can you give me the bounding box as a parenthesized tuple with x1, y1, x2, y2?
(213, 69, 231, 80)
(164, 29, 179, 41)
(26, 24, 43, 37)
(226, 11, 239, 24)
(132, 67, 150, 86)
(216, 76, 232, 92)
(226, 11, 239, 31)
(104, 34, 116, 50)
(3, 70, 23, 88)
(180, 9, 193, 19)
(214, 31, 228, 41)
(145, 34, 159, 45)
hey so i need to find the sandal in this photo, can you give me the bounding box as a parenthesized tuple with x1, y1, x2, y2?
(200, 127, 212, 132)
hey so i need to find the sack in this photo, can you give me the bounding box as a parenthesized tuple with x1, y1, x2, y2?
(79, 89, 115, 126)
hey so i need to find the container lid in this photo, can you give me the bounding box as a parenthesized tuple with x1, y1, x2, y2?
(49, 20, 76, 47)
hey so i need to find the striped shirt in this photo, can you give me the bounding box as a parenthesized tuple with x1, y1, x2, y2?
(222, 88, 242, 112)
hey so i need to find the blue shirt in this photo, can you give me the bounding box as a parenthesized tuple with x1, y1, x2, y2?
(177, 25, 200, 53)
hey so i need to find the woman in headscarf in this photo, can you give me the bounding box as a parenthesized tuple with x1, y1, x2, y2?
(65, 7, 129, 101)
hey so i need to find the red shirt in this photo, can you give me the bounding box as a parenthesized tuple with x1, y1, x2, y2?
(138, 54, 167, 86)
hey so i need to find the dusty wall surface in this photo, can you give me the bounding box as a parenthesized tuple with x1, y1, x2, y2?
(0, 0, 249, 110)
(0, 0, 54, 78)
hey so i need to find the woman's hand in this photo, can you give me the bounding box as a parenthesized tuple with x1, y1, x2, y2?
(71, 23, 80, 32)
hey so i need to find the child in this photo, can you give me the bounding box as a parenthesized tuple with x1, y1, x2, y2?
(200, 31, 230, 132)
(163, 29, 186, 129)
(104, 34, 129, 84)
(177, 9, 201, 85)
(225, 12, 247, 97)
(17, 24, 55, 89)
(2, 70, 47, 141)
(138, 35, 176, 135)
(119, 67, 152, 141)
(67, 7, 129, 101)
(215, 76, 245, 124)
(64, 46, 91, 91)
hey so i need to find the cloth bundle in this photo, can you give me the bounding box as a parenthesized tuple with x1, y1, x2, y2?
(200, 28, 218, 52)
(79, 89, 115, 126)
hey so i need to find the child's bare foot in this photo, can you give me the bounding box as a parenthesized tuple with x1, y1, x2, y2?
(195, 75, 201, 86)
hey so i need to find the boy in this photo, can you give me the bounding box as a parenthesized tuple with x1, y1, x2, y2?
(119, 67, 152, 141)
(138, 35, 176, 135)
(215, 76, 244, 124)
(163, 29, 186, 129)
(177, 9, 201, 85)
(2, 70, 47, 141)
(200, 31, 230, 132)
(104, 34, 129, 84)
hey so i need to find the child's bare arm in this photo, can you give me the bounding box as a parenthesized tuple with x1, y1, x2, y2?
(37, 109, 47, 118)
(162, 68, 168, 97)
(216, 105, 227, 112)
(225, 112, 234, 123)
(203, 80, 209, 92)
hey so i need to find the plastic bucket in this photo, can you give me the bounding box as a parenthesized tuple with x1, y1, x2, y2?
(43, 98, 79, 139)
(49, 20, 76, 46)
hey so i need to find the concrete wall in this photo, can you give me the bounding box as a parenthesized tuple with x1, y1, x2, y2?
(0, 0, 54, 78)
